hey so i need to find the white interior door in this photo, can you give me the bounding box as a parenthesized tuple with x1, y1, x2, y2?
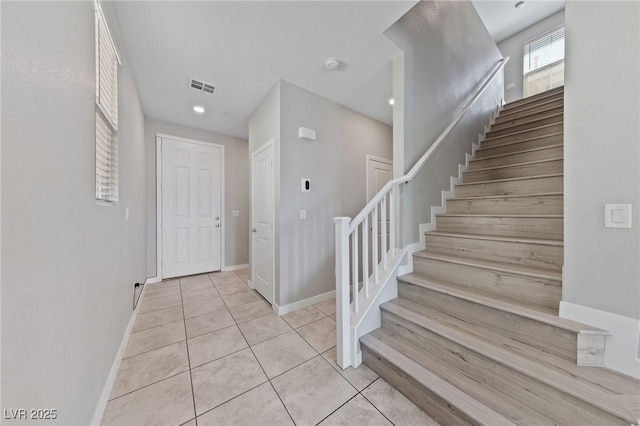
(161, 137, 222, 278)
(251, 142, 275, 303)
(367, 156, 393, 262)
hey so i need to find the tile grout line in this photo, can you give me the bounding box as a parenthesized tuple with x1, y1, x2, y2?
(358, 378, 399, 426)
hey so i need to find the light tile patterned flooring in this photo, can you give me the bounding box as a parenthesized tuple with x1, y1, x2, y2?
(101, 269, 438, 426)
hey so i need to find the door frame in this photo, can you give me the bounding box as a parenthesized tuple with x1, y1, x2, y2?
(250, 138, 275, 305)
(366, 155, 393, 201)
(156, 133, 226, 280)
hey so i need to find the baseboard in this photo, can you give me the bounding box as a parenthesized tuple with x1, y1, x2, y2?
(90, 286, 146, 425)
(223, 263, 249, 272)
(559, 301, 640, 380)
(144, 276, 161, 285)
(274, 290, 336, 316)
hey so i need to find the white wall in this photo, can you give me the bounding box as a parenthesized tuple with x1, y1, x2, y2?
(563, 1, 639, 320)
(1, 2, 147, 424)
(145, 119, 250, 277)
(562, 0, 639, 378)
(384, 0, 505, 245)
(498, 10, 565, 104)
(249, 81, 392, 307)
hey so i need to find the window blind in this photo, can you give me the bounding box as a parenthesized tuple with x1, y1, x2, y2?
(523, 26, 565, 97)
(95, 2, 119, 203)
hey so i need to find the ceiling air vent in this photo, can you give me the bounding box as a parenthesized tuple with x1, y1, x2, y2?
(189, 78, 216, 95)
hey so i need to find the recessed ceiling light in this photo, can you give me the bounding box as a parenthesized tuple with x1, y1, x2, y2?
(515, 1, 525, 8)
(193, 105, 205, 114)
(388, 97, 395, 106)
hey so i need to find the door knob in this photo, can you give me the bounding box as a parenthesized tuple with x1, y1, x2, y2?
(251, 228, 257, 233)
(215, 224, 221, 228)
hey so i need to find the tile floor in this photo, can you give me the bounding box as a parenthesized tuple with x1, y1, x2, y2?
(101, 269, 439, 426)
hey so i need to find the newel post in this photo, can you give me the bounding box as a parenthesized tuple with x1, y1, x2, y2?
(334, 217, 351, 369)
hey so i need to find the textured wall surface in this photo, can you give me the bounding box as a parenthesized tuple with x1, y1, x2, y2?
(385, 0, 504, 245)
(1, 2, 146, 423)
(564, 1, 640, 319)
(145, 119, 250, 277)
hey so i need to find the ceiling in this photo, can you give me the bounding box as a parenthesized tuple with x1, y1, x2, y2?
(114, 1, 564, 141)
(472, 0, 565, 43)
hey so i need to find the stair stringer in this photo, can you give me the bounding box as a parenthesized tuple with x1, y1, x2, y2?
(398, 105, 501, 276)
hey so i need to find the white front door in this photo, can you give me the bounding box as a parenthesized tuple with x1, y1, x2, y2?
(161, 137, 223, 278)
(251, 141, 275, 303)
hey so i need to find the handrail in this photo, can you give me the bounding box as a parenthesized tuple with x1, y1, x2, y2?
(347, 57, 509, 233)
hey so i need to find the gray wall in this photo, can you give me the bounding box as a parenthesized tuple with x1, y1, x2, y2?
(145, 119, 250, 277)
(563, 1, 640, 320)
(498, 10, 565, 104)
(249, 81, 392, 307)
(385, 0, 505, 245)
(1, 2, 146, 424)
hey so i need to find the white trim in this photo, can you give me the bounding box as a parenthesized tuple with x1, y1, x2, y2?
(144, 276, 161, 285)
(250, 139, 276, 305)
(274, 290, 336, 316)
(90, 286, 147, 425)
(560, 301, 640, 380)
(156, 134, 226, 280)
(223, 263, 249, 272)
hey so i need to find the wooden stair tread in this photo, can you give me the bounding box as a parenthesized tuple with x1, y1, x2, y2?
(424, 231, 564, 247)
(378, 300, 637, 424)
(486, 112, 564, 136)
(498, 97, 564, 122)
(482, 122, 563, 143)
(390, 298, 640, 396)
(502, 87, 564, 111)
(471, 144, 564, 162)
(450, 192, 563, 201)
(456, 173, 563, 187)
(477, 132, 563, 151)
(413, 250, 561, 282)
(493, 105, 563, 127)
(465, 157, 563, 173)
(360, 331, 518, 426)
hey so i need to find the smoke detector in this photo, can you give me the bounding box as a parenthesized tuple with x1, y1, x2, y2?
(189, 78, 216, 95)
(325, 58, 340, 71)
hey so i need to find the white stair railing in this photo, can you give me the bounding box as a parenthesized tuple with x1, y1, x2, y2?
(334, 57, 509, 369)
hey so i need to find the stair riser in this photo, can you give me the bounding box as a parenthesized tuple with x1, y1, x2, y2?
(413, 256, 561, 309)
(478, 133, 562, 155)
(424, 234, 563, 271)
(436, 216, 563, 240)
(483, 123, 563, 146)
(486, 114, 563, 139)
(492, 106, 564, 130)
(381, 311, 625, 426)
(463, 160, 563, 183)
(497, 99, 564, 124)
(446, 195, 564, 215)
(470, 146, 563, 170)
(456, 176, 563, 198)
(398, 281, 577, 362)
(361, 346, 480, 426)
(502, 90, 564, 113)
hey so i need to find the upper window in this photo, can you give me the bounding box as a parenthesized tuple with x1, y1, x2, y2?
(95, 1, 120, 204)
(523, 26, 565, 98)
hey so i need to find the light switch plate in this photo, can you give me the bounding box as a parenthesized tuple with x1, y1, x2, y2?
(604, 204, 632, 228)
(232, 210, 240, 217)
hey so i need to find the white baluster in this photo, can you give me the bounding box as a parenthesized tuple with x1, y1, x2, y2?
(334, 217, 351, 369)
(390, 186, 396, 253)
(363, 216, 369, 297)
(381, 195, 387, 266)
(352, 229, 359, 314)
(372, 205, 378, 283)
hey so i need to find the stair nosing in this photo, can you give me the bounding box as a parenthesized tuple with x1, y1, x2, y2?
(471, 143, 564, 162)
(379, 300, 634, 424)
(449, 192, 564, 201)
(465, 157, 563, 174)
(424, 231, 564, 247)
(413, 250, 562, 281)
(482, 122, 564, 143)
(361, 332, 518, 426)
(486, 112, 564, 136)
(456, 172, 563, 187)
(477, 131, 563, 151)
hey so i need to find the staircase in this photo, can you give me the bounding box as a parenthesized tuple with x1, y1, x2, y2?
(360, 87, 640, 425)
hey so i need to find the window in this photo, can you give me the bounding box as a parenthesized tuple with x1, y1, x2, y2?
(523, 26, 565, 98)
(95, 1, 120, 203)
